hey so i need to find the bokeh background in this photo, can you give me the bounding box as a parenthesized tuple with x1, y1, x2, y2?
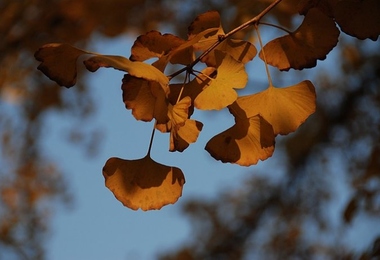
(1, 0, 379, 259)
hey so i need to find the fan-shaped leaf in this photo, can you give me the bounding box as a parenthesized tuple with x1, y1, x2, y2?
(234, 81, 316, 135)
(156, 97, 203, 152)
(194, 51, 248, 110)
(103, 156, 185, 211)
(333, 0, 380, 41)
(122, 75, 168, 123)
(260, 8, 339, 71)
(205, 112, 275, 166)
(34, 43, 89, 87)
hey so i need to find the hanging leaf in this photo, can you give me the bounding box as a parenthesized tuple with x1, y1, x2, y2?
(121, 75, 168, 123)
(234, 80, 316, 135)
(156, 97, 203, 152)
(333, 0, 380, 41)
(194, 51, 248, 110)
(83, 55, 169, 86)
(260, 8, 339, 71)
(103, 156, 185, 211)
(34, 43, 88, 87)
(205, 111, 275, 166)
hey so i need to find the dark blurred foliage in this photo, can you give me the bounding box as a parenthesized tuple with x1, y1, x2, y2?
(1, 0, 379, 259)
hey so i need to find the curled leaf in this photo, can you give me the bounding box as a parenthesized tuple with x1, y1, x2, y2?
(34, 43, 88, 87)
(156, 97, 203, 152)
(195, 51, 248, 110)
(103, 155, 185, 211)
(234, 81, 316, 135)
(260, 8, 339, 71)
(84, 55, 169, 86)
(206, 111, 275, 166)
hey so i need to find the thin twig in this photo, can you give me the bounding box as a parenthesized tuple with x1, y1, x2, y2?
(168, 0, 283, 79)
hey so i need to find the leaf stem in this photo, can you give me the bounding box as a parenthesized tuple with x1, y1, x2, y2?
(259, 22, 292, 34)
(147, 122, 156, 156)
(168, 0, 283, 79)
(255, 25, 273, 87)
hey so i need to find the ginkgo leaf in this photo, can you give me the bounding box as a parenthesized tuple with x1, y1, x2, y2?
(259, 8, 340, 71)
(187, 11, 257, 67)
(156, 97, 203, 152)
(195, 51, 248, 110)
(122, 75, 168, 123)
(130, 30, 186, 62)
(34, 43, 88, 87)
(233, 80, 316, 135)
(333, 0, 380, 41)
(173, 120, 203, 152)
(103, 156, 185, 211)
(168, 67, 216, 117)
(83, 55, 169, 86)
(205, 112, 275, 166)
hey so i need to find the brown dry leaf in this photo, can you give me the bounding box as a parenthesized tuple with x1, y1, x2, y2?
(122, 75, 168, 123)
(103, 156, 185, 211)
(260, 8, 340, 71)
(205, 112, 275, 166)
(333, 0, 380, 41)
(234, 81, 316, 135)
(34, 43, 88, 87)
(194, 51, 248, 110)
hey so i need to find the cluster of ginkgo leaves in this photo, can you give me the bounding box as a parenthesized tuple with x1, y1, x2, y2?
(34, 0, 380, 210)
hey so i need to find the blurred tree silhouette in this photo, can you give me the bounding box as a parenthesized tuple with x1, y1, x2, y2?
(1, 0, 379, 259)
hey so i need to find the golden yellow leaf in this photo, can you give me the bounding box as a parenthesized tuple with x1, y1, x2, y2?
(103, 156, 185, 211)
(84, 55, 169, 86)
(205, 113, 275, 166)
(234, 80, 316, 135)
(195, 51, 248, 110)
(333, 0, 380, 41)
(259, 8, 339, 71)
(121, 75, 168, 123)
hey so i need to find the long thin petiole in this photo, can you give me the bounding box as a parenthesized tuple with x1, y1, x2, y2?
(255, 24, 273, 87)
(147, 121, 156, 156)
(259, 22, 292, 34)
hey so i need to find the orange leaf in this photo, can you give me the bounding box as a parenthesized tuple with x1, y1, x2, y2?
(205, 113, 275, 166)
(34, 43, 88, 87)
(195, 51, 248, 110)
(156, 97, 203, 152)
(103, 156, 185, 211)
(260, 8, 339, 71)
(333, 0, 380, 41)
(122, 75, 168, 123)
(234, 80, 316, 135)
